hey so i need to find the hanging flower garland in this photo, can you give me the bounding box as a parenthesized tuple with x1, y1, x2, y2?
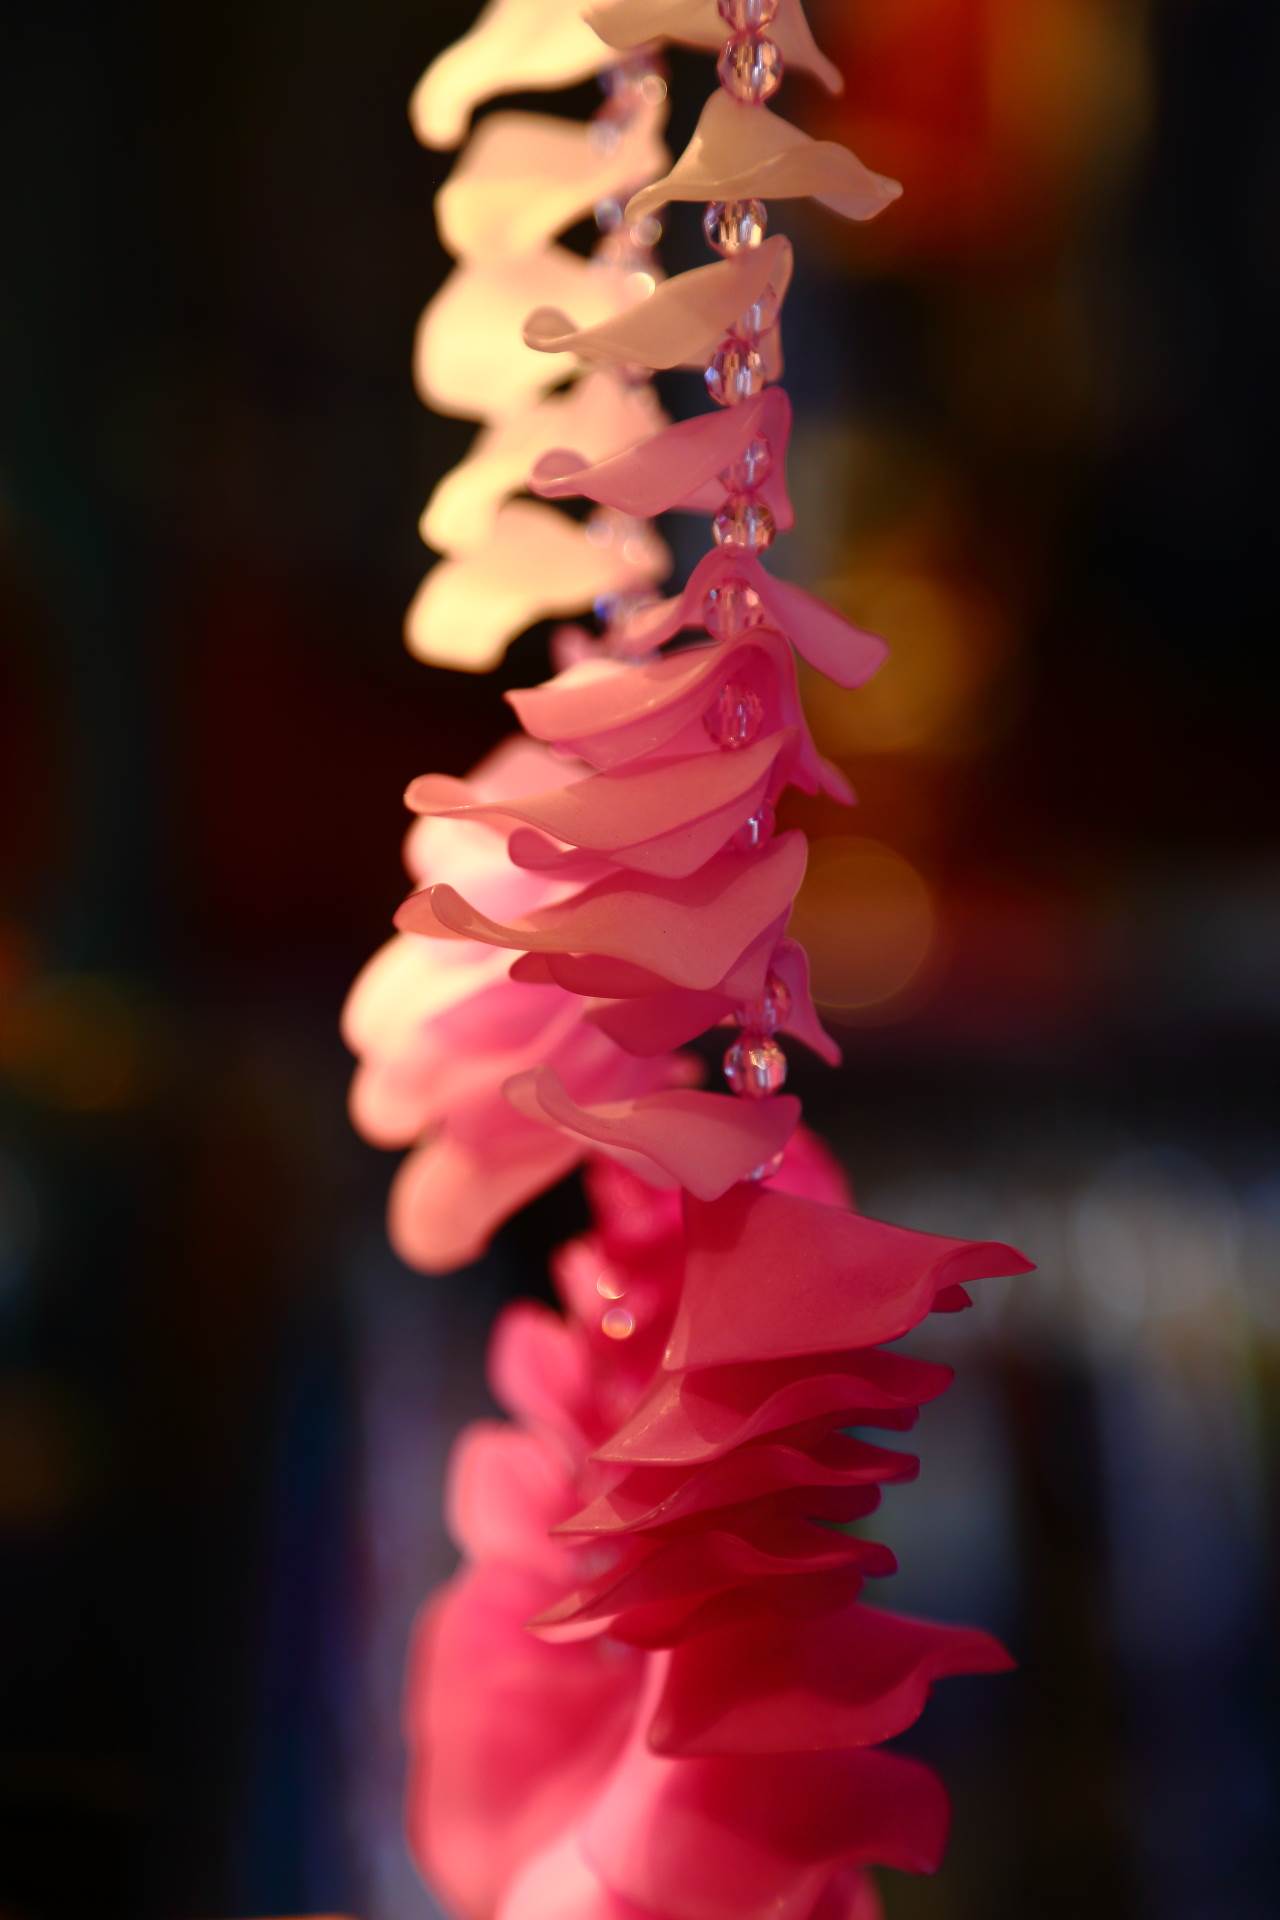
(347, 1, 1033, 1914)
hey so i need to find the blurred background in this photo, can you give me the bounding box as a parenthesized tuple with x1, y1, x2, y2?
(2, 0, 1277, 1915)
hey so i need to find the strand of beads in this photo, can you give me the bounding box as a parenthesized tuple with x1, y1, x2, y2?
(701, 0, 790, 1120)
(590, 57, 671, 654)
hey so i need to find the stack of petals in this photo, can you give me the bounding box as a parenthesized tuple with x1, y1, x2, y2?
(408, 0, 675, 671)
(349, 2, 1034, 1916)
(406, 1147, 1031, 1920)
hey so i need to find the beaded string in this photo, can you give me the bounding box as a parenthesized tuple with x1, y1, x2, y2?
(701, 0, 791, 1135)
(589, 55, 670, 654)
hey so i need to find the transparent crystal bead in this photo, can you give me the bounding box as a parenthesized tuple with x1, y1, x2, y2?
(720, 435, 773, 493)
(601, 1306, 637, 1340)
(713, 494, 777, 552)
(735, 970, 792, 1034)
(724, 1034, 788, 1098)
(733, 801, 776, 852)
(738, 286, 782, 338)
(703, 577, 766, 639)
(717, 0, 779, 28)
(705, 336, 765, 407)
(718, 35, 784, 105)
(703, 198, 768, 257)
(703, 682, 765, 749)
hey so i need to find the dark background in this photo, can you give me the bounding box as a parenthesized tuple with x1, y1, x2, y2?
(1, 1, 1277, 1916)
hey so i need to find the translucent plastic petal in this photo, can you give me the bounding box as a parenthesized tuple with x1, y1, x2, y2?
(524, 237, 793, 374)
(504, 1068, 801, 1200)
(587, 0, 843, 96)
(532, 387, 793, 528)
(628, 93, 901, 227)
(411, 0, 613, 150)
(440, 106, 669, 259)
(406, 502, 670, 672)
(666, 1186, 1036, 1370)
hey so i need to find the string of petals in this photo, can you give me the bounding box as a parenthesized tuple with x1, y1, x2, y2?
(345, 4, 1034, 1917)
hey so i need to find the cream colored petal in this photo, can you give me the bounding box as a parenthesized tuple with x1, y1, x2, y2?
(523, 234, 793, 373)
(422, 375, 667, 554)
(438, 105, 669, 260)
(627, 92, 901, 225)
(415, 251, 634, 421)
(411, 0, 612, 151)
(587, 0, 842, 96)
(405, 501, 671, 672)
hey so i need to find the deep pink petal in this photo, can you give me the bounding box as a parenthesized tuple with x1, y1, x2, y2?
(650, 1600, 1013, 1756)
(532, 388, 793, 529)
(596, 1350, 954, 1468)
(581, 1723, 950, 1920)
(505, 1068, 801, 1200)
(558, 1432, 916, 1536)
(398, 834, 808, 996)
(665, 1186, 1034, 1369)
(404, 1565, 641, 1920)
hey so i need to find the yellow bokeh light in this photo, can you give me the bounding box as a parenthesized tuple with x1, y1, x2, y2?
(789, 836, 937, 1014)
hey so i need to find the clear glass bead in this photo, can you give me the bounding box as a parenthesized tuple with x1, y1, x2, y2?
(738, 286, 782, 338)
(733, 801, 776, 853)
(735, 970, 792, 1034)
(720, 435, 773, 493)
(724, 1033, 788, 1098)
(601, 1306, 637, 1340)
(718, 35, 784, 105)
(703, 577, 766, 639)
(703, 681, 765, 750)
(705, 336, 765, 407)
(594, 196, 624, 233)
(703, 198, 768, 257)
(718, 0, 779, 28)
(713, 494, 777, 552)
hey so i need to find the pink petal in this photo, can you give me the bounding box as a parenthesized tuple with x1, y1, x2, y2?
(504, 1068, 800, 1200)
(665, 1187, 1035, 1370)
(411, 0, 614, 149)
(499, 1834, 658, 1920)
(595, 1350, 954, 1468)
(424, 376, 666, 554)
(447, 1421, 578, 1572)
(531, 1516, 890, 1648)
(488, 1301, 597, 1454)
(406, 501, 669, 673)
(407, 734, 789, 880)
(557, 1432, 916, 1537)
(532, 388, 793, 529)
(438, 106, 669, 260)
(397, 834, 809, 996)
(650, 1600, 1013, 1756)
(416, 251, 635, 420)
(389, 1125, 583, 1274)
(509, 628, 833, 798)
(587, 0, 844, 97)
(404, 1565, 640, 1920)
(524, 237, 793, 374)
(616, 548, 887, 692)
(581, 1730, 949, 1920)
(628, 93, 901, 227)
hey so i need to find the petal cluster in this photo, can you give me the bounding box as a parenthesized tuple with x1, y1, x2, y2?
(352, 7, 1033, 1919)
(405, 1157, 1030, 1920)
(408, 22, 673, 670)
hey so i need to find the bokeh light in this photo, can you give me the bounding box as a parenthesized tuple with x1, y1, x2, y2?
(788, 835, 937, 1013)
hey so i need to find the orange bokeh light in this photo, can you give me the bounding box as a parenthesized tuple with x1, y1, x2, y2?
(789, 836, 937, 1014)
